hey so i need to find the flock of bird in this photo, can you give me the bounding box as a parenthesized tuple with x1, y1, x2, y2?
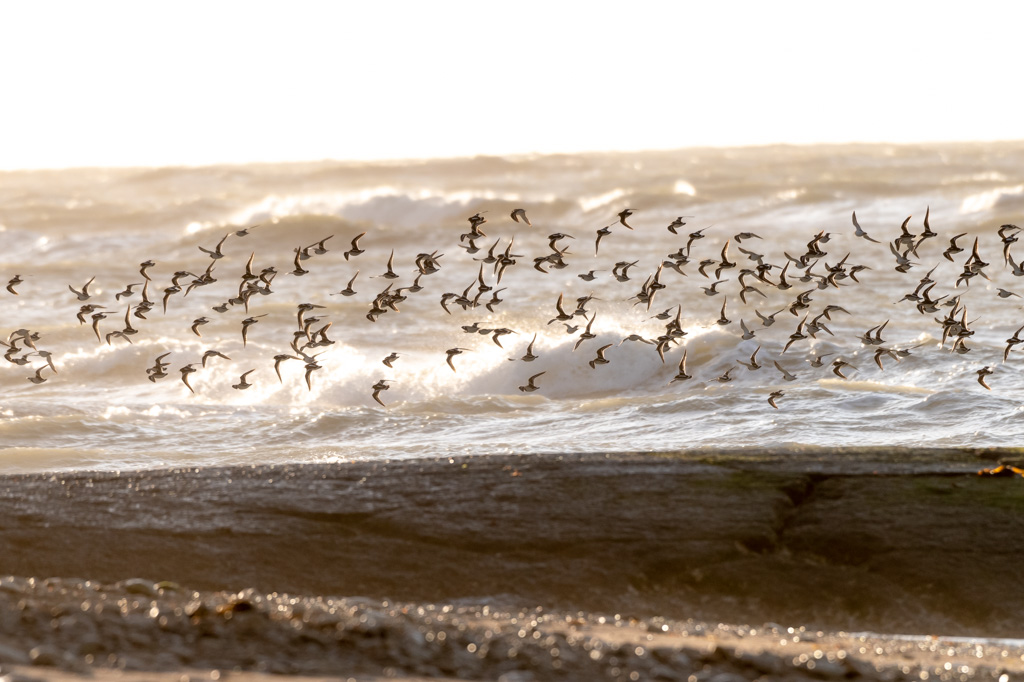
(4, 204, 1024, 409)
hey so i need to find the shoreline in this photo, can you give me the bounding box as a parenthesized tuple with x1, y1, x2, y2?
(1, 450, 1023, 678)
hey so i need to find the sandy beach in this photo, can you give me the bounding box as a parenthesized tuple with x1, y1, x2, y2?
(1, 450, 1023, 680)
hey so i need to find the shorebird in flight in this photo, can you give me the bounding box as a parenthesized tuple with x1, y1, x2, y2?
(670, 349, 692, 383)
(831, 359, 857, 379)
(331, 271, 359, 297)
(344, 232, 367, 260)
(371, 379, 391, 406)
(26, 365, 52, 384)
(241, 315, 266, 347)
(69, 277, 95, 301)
(666, 216, 693, 234)
(851, 211, 881, 243)
(6, 275, 23, 295)
(737, 345, 762, 371)
(594, 225, 612, 254)
(1004, 323, 1024, 361)
(290, 248, 309, 276)
(198, 233, 229, 259)
(518, 371, 545, 392)
(943, 233, 967, 261)
(773, 361, 798, 382)
(378, 250, 399, 279)
(588, 343, 613, 369)
(685, 226, 711, 252)
(273, 354, 300, 382)
(232, 370, 256, 390)
(303, 360, 322, 391)
(510, 208, 531, 225)
(310, 235, 334, 255)
(180, 364, 198, 394)
(617, 208, 635, 229)
(517, 333, 539, 362)
(713, 368, 735, 383)
(445, 348, 470, 372)
(201, 350, 231, 367)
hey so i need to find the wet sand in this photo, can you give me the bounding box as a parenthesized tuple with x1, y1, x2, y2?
(0, 450, 1023, 679)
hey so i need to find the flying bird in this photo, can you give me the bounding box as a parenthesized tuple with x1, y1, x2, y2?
(445, 348, 470, 372)
(589, 343, 613, 369)
(851, 211, 881, 243)
(518, 371, 545, 393)
(617, 208, 635, 229)
(371, 379, 392, 406)
(69, 277, 95, 301)
(180, 364, 198, 394)
(510, 208, 531, 225)
(232, 370, 256, 390)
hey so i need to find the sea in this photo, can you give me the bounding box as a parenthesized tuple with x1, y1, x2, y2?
(1, 142, 1023, 474)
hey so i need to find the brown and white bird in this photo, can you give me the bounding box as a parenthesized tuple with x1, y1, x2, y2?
(302, 362, 322, 391)
(6, 275, 24, 295)
(232, 369, 256, 390)
(773, 361, 798, 382)
(737, 345, 762, 371)
(241, 315, 266, 347)
(831, 359, 857, 379)
(519, 333, 539, 362)
(977, 366, 994, 390)
(588, 343, 613, 369)
(273, 354, 300, 383)
(201, 350, 231, 367)
(69, 276, 95, 301)
(617, 208, 635, 229)
(344, 232, 366, 260)
(378, 250, 399, 279)
(197, 232, 228, 259)
(518, 371, 545, 393)
(180, 364, 198, 394)
(371, 379, 392, 406)
(670, 349, 692, 383)
(851, 211, 881, 243)
(331, 271, 359, 297)
(310, 235, 334, 255)
(27, 366, 50, 385)
(510, 208, 531, 226)
(445, 348, 470, 372)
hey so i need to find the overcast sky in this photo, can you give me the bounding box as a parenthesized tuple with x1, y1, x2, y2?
(2, 1, 1023, 170)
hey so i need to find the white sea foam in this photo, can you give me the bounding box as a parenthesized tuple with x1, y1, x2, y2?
(960, 184, 1024, 213)
(578, 189, 626, 213)
(673, 180, 697, 196)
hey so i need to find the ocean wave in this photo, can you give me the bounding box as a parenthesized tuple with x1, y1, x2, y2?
(959, 184, 1024, 213)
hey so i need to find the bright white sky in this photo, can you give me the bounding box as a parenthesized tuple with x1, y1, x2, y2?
(2, 1, 1023, 170)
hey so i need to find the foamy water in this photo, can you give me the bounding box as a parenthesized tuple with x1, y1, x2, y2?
(1, 143, 1023, 472)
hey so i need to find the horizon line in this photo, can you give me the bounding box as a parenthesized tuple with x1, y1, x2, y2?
(4, 138, 1024, 174)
